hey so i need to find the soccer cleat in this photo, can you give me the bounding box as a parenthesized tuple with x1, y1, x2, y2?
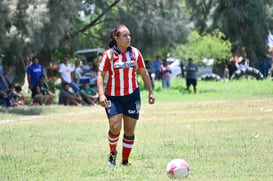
(121, 160, 131, 166)
(108, 152, 117, 167)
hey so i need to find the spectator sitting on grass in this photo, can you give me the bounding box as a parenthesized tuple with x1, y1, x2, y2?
(6, 84, 25, 107)
(14, 85, 26, 106)
(59, 82, 83, 106)
(31, 74, 55, 105)
(80, 83, 98, 105)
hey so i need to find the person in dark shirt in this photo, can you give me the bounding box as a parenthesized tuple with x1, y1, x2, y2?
(58, 82, 83, 106)
(185, 58, 198, 94)
(80, 83, 98, 105)
(258, 56, 271, 78)
(32, 74, 54, 105)
(227, 60, 238, 79)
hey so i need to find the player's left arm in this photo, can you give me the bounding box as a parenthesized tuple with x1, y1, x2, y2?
(139, 68, 155, 104)
(136, 50, 155, 104)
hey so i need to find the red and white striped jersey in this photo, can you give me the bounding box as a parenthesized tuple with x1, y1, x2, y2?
(99, 46, 145, 96)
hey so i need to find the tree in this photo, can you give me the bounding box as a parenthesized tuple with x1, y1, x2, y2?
(98, 0, 189, 57)
(173, 29, 232, 65)
(184, 0, 273, 66)
(0, 0, 80, 66)
(1, 0, 190, 84)
(68, 0, 190, 59)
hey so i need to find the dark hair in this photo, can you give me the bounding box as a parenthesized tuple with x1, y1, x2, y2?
(15, 86, 22, 92)
(108, 25, 127, 48)
(63, 82, 69, 87)
(32, 56, 38, 62)
(39, 74, 46, 79)
(8, 84, 14, 89)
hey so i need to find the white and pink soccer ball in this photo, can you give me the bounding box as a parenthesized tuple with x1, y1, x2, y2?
(166, 159, 190, 179)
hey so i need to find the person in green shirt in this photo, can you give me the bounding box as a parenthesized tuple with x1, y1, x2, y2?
(80, 83, 98, 105)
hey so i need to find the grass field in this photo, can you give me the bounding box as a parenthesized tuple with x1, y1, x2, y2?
(0, 79, 273, 180)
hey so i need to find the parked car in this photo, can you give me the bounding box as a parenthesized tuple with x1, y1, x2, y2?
(167, 57, 214, 78)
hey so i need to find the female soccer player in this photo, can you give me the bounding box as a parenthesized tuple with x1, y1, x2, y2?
(97, 25, 155, 166)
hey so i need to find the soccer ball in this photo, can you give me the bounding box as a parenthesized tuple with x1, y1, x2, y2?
(166, 159, 190, 179)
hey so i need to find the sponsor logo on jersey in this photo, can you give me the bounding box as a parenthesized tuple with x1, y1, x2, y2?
(114, 61, 136, 69)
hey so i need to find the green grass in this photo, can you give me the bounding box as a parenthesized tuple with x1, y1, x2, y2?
(144, 78, 273, 101)
(0, 79, 273, 180)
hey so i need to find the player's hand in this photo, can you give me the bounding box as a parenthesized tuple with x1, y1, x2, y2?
(148, 92, 155, 104)
(99, 94, 108, 108)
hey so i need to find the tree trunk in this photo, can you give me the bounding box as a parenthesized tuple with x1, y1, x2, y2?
(38, 49, 52, 68)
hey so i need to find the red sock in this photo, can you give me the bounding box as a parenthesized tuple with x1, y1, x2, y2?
(122, 135, 135, 162)
(108, 131, 119, 153)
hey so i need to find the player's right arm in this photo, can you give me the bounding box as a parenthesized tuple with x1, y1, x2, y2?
(97, 50, 111, 108)
(97, 70, 108, 108)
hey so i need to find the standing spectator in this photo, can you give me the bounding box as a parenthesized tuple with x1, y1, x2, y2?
(0, 90, 10, 107)
(27, 56, 43, 88)
(58, 56, 80, 93)
(97, 24, 155, 167)
(160, 59, 172, 88)
(151, 55, 162, 80)
(258, 55, 271, 78)
(239, 59, 248, 78)
(144, 60, 154, 90)
(0, 55, 9, 91)
(74, 60, 84, 85)
(233, 53, 240, 67)
(185, 58, 198, 94)
(227, 60, 238, 79)
(80, 82, 98, 105)
(31, 75, 55, 105)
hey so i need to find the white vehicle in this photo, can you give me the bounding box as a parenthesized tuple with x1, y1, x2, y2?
(167, 57, 214, 78)
(73, 48, 104, 61)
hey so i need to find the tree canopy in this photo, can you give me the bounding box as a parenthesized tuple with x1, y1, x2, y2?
(0, 0, 189, 67)
(173, 29, 232, 65)
(0, 0, 80, 66)
(72, 0, 189, 58)
(0, 0, 272, 82)
(184, 0, 273, 65)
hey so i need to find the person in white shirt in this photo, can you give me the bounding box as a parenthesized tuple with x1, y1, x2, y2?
(239, 59, 248, 78)
(74, 60, 84, 84)
(58, 56, 80, 93)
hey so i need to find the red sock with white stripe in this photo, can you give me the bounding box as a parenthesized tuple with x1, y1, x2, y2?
(108, 131, 119, 153)
(122, 134, 135, 162)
